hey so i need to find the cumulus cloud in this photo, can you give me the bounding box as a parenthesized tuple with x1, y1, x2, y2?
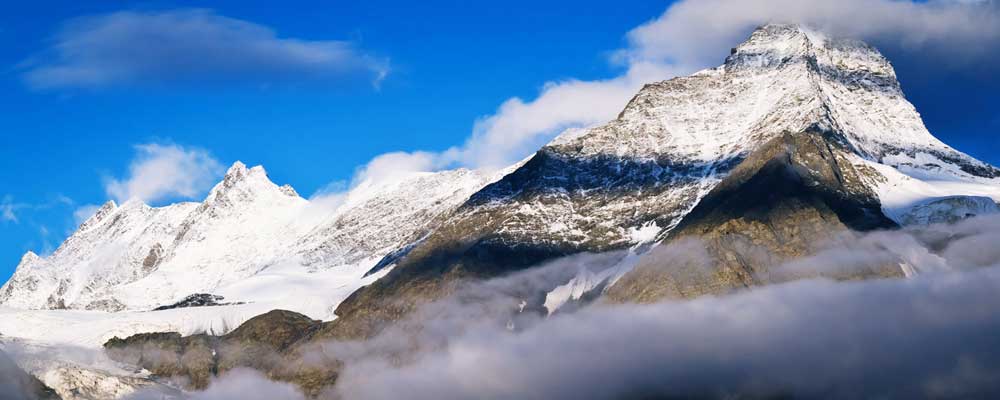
(105, 143, 224, 204)
(22, 9, 389, 90)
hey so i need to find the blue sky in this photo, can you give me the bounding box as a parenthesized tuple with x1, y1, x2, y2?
(1, 0, 998, 282)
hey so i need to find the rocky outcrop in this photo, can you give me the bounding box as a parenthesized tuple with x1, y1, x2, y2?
(605, 129, 902, 303)
(104, 310, 330, 394)
(152, 293, 241, 311)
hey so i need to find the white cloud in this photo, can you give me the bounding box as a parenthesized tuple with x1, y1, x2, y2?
(306, 151, 441, 206)
(620, 0, 1000, 69)
(127, 368, 307, 400)
(349, 0, 999, 177)
(22, 9, 389, 90)
(452, 62, 681, 169)
(352, 151, 445, 186)
(0, 196, 23, 224)
(190, 369, 306, 400)
(105, 143, 224, 204)
(334, 61, 681, 185)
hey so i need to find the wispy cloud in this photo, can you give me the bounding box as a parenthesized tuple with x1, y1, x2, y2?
(22, 9, 389, 90)
(105, 143, 224, 204)
(0, 196, 20, 223)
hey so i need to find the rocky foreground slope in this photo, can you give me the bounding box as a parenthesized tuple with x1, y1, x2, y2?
(90, 24, 1000, 397)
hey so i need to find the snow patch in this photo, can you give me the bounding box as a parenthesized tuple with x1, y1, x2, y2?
(627, 221, 661, 244)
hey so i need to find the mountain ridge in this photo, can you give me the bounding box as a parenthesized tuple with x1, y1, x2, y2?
(0, 161, 498, 314)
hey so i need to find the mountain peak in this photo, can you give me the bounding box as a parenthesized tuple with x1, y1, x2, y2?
(726, 23, 893, 81)
(214, 161, 269, 191)
(199, 161, 304, 213)
(224, 160, 248, 177)
(78, 200, 118, 231)
(14, 251, 43, 272)
(19, 251, 40, 264)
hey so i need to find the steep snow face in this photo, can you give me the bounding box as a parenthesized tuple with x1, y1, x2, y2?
(858, 158, 1000, 225)
(491, 23, 981, 248)
(294, 168, 498, 269)
(0, 162, 495, 312)
(555, 23, 998, 230)
(567, 24, 981, 170)
(0, 200, 200, 311)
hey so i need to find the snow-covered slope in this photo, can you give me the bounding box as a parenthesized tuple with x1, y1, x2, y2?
(494, 22, 997, 248)
(295, 168, 497, 269)
(0, 162, 496, 314)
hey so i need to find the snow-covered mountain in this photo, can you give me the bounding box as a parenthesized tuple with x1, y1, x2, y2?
(326, 23, 1000, 339)
(0, 161, 497, 315)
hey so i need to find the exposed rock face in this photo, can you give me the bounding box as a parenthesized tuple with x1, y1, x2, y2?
(323, 148, 720, 340)
(605, 130, 902, 303)
(0, 350, 60, 400)
(152, 293, 239, 311)
(104, 310, 329, 394)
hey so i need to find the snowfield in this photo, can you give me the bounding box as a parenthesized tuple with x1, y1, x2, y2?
(0, 263, 390, 348)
